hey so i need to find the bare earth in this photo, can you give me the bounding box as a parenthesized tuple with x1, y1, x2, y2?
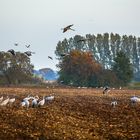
(0, 87, 140, 140)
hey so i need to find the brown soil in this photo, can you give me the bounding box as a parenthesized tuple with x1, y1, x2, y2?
(0, 87, 140, 140)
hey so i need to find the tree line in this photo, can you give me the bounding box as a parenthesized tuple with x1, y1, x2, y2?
(57, 50, 133, 87)
(55, 33, 140, 80)
(0, 52, 42, 86)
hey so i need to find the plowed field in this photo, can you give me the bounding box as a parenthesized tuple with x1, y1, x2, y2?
(0, 87, 140, 140)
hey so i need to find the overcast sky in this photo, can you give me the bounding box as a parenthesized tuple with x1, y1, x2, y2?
(0, 0, 140, 70)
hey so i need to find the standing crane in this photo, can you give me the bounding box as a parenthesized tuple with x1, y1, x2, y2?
(38, 96, 45, 107)
(0, 96, 9, 106)
(32, 96, 39, 108)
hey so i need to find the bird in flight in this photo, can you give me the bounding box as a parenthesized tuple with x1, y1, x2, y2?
(60, 53, 69, 57)
(7, 49, 16, 56)
(77, 39, 87, 43)
(62, 24, 75, 33)
(77, 38, 92, 43)
(24, 51, 35, 57)
(14, 43, 18, 46)
(48, 56, 53, 60)
(25, 44, 30, 48)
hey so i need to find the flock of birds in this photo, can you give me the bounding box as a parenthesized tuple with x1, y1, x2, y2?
(3, 23, 92, 63)
(0, 24, 92, 109)
(1, 24, 140, 109)
(2, 23, 93, 67)
(0, 96, 15, 106)
(42, 24, 91, 59)
(4, 24, 78, 59)
(0, 87, 140, 109)
(7, 44, 35, 57)
(102, 86, 140, 107)
(0, 94, 55, 108)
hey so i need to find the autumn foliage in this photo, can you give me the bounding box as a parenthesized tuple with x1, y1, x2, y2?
(57, 50, 124, 87)
(0, 52, 34, 85)
(55, 33, 140, 81)
(58, 50, 102, 86)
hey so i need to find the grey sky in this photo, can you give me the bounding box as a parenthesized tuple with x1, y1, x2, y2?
(0, 0, 140, 70)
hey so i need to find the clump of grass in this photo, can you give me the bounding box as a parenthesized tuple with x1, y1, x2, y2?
(128, 81, 140, 89)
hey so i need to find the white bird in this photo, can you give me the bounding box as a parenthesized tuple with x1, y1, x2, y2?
(130, 96, 140, 104)
(22, 95, 31, 102)
(38, 96, 45, 107)
(21, 100, 30, 108)
(32, 96, 39, 108)
(0, 97, 9, 106)
(111, 101, 117, 107)
(103, 87, 110, 94)
(9, 98, 15, 105)
(25, 100, 30, 108)
(21, 101, 26, 107)
(0, 96, 3, 103)
(21, 95, 32, 108)
(45, 95, 54, 102)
